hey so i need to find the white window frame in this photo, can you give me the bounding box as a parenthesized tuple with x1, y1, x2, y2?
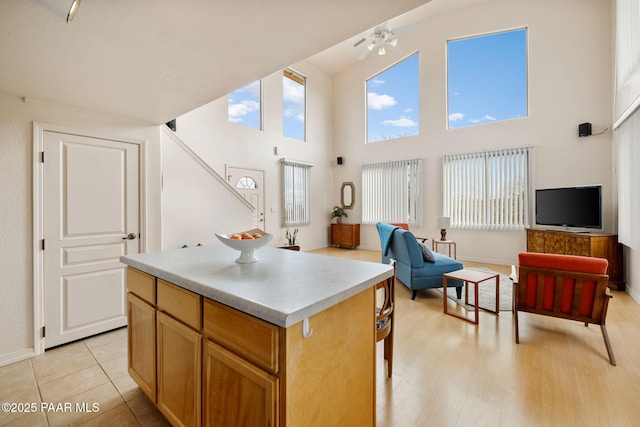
(442, 147, 531, 231)
(362, 159, 422, 226)
(281, 158, 312, 226)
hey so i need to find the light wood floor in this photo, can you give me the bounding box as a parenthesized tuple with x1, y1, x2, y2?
(311, 247, 640, 427)
(2, 248, 639, 426)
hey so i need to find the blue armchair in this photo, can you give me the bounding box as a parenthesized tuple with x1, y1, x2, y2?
(377, 222, 463, 300)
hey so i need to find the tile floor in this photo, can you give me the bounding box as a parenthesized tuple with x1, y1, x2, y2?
(0, 327, 170, 427)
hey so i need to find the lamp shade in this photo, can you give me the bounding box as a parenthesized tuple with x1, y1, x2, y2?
(438, 216, 451, 229)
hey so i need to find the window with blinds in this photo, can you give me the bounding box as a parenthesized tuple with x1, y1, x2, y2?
(362, 159, 422, 226)
(442, 147, 531, 230)
(281, 159, 312, 226)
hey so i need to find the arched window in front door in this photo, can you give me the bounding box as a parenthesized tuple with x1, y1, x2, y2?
(236, 176, 257, 189)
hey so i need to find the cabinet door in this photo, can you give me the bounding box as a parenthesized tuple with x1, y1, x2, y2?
(526, 229, 545, 252)
(566, 235, 590, 256)
(127, 293, 156, 402)
(157, 311, 202, 427)
(544, 233, 566, 254)
(203, 340, 278, 427)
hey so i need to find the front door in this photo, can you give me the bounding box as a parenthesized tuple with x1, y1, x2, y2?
(227, 166, 265, 230)
(43, 131, 140, 348)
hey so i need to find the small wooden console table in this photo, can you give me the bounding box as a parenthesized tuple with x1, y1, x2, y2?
(331, 223, 360, 248)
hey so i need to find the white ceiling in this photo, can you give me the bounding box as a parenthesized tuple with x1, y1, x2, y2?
(1, 0, 438, 124)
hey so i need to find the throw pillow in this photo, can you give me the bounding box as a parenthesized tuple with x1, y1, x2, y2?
(417, 241, 435, 263)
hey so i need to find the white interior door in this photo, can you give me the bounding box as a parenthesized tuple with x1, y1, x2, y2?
(43, 131, 140, 348)
(227, 167, 265, 229)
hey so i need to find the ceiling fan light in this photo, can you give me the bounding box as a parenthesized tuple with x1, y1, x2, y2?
(378, 46, 386, 56)
(389, 38, 398, 47)
(366, 42, 375, 51)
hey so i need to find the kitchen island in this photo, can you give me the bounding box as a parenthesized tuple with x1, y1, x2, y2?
(121, 244, 393, 427)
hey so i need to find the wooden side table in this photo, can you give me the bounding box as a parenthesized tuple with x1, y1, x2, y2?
(432, 239, 456, 259)
(442, 269, 499, 325)
(330, 223, 360, 248)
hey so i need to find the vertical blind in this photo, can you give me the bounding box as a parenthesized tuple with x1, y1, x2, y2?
(614, 0, 640, 123)
(617, 108, 640, 250)
(362, 159, 422, 226)
(442, 147, 531, 230)
(615, 0, 640, 250)
(281, 159, 312, 226)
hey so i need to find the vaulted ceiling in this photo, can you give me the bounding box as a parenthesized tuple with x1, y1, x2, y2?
(2, 0, 493, 125)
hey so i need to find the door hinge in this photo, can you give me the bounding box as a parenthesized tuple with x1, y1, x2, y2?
(40, 151, 45, 163)
(42, 326, 46, 338)
(41, 239, 45, 250)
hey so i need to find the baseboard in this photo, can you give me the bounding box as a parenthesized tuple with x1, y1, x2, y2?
(0, 347, 36, 368)
(457, 255, 514, 266)
(627, 283, 640, 304)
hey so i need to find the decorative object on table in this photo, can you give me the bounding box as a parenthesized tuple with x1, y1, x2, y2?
(331, 206, 348, 224)
(438, 216, 451, 241)
(285, 228, 298, 246)
(215, 228, 273, 263)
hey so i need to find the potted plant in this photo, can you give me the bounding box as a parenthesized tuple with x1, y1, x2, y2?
(331, 206, 348, 224)
(281, 228, 300, 251)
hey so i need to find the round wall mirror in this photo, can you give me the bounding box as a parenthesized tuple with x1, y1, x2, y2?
(341, 182, 355, 209)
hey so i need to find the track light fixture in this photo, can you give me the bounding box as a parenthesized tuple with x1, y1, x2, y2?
(67, 0, 81, 23)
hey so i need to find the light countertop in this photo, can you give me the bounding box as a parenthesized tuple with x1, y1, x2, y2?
(121, 245, 392, 327)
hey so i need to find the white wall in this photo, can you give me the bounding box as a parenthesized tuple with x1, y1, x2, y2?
(160, 128, 255, 248)
(172, 64, 336, 250)
(332, 0, 614, 265)
(0, 94, 162, 365)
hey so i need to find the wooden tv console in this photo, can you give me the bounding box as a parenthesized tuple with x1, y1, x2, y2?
(526, 228, 624, 290)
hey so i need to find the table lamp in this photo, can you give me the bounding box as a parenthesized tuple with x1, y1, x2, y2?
(438, 216, 451, 241)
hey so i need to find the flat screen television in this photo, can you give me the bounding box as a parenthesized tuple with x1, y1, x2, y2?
(535, 185, 602, 229)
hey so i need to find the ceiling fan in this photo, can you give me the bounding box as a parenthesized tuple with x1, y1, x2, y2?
(353, 22, 423, 60)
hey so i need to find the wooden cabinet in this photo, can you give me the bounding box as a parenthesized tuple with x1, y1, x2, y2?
(203, 340, 278, 427)
(127, 266, 376, 426)
(127, 293, 156, 401)
(127, 267, 202, 427)
(331, 223, 360, 248)
(126, 268, 156, 402)
(157, 312, 202, 427)
(526, 229, 624, 288)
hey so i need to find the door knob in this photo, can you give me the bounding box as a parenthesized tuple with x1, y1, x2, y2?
(123, 233, 137, 240)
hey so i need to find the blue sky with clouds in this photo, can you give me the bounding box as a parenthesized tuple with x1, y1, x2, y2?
(228, 80, 261, 129)
(367, 52, 420, 142)
(448, 28, 528, 129)
(230, 29, 527, 139)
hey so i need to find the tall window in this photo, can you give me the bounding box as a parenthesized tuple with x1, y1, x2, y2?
(282, 159, 312, 226)
(367, 53, 419, 143)
(362, 159, 422, 226)
(447, 28, 528, 129)
(228, 80, 261, 130)
(442, 147, 530, 230)
(283, 69, 306, 141)
(615, 0, 640, 250)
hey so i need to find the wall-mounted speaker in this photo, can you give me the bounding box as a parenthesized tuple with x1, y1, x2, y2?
(337, 157, 343, 165)
(578, 122, 592, 137)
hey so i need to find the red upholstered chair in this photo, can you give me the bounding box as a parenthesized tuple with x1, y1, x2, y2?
(390, 223, 427, 243)
(512, 252, 615, 365)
